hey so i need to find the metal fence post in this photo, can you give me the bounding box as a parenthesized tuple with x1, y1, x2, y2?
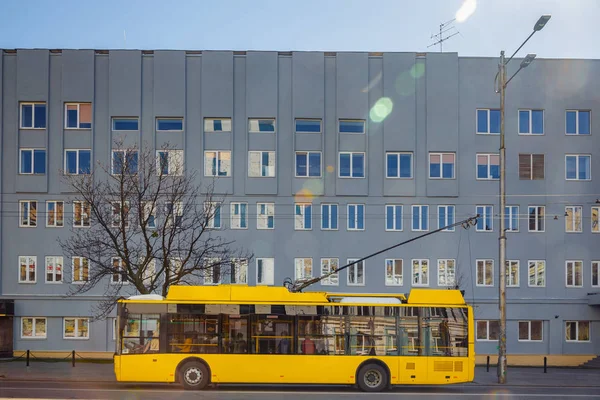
(72, 350, 75, 367)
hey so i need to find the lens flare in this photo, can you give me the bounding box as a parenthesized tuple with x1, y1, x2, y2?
(456, 0, 476, 23)
(294, 188, 314, 203)
(326, 165, 335, 174)
(370, 97, 394, 123)
(410, 63, 425, 79)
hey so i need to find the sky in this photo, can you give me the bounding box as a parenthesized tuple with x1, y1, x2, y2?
(0, 0, 598, 59)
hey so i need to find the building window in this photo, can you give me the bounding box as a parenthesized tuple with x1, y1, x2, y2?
(141, 202, 156, 229)
(19, 256, 36, 283)
(566, 110, 590, 135)
(429, 153, 455, 179)
(141, 259, 156, 287)
(528, 206, 545, 232)
(64, 149, 91, 175)
(21, 317, 47, 339)
(412, 259, 429, 286)
(528, 260, 546, 287)
(230, 202, 247, 229)
(476, 259, 494, 287)
(347, 204, 365, 231)
(385, 259, 403, 286)
(165, 202, 183, 227)
(111, 202, 130, 228)
(566, 155, 591, 180)
(505, 206, 519, 232)
(295, 151, 321, 177)
(519, 109, 544, 135)
(256, 258, 274, 285)
(386, 152, 412, 178)
(506, 260, 519, 287)
(72, 257, 89, 283)
(347, 259, 365, 285)
(204, 151, 231, 177)
(112, 150, 138, 175)
(321, 258, 339, 286)
(249, 151, 276, 177)
(46, 256, 63, 283)
(205, 202, 221, 229)
(111, 258, 127, 284)
(412, 205, 429, 232)
(339, 152, 365, 178)
(438, 205, 455, 231)
(321, 204, 338, 230)
(566, 260, 583, 287)
(592, 261, 599, 287)
(339, 119, 365, 134)
(20, 149, 46, 174)
(204, 118, 232, 133)
(63, 318, 89, 339)
(295, 258, 313, 280)
(476, 154, 500, 180)
(228, 259, 248, 284)
(565, 206, 583, 233)
(565, 321, 590, 342)
(295, 119, 322, 133)
(73, 201, 91, 227)
(112, 117, 139, 131)
(65, 103, 92, 129)
(294, 203, 312, 230)
(437, 259, 455, 287)
(519, 321, 543, 341)
(476, 109, 500, 134)
(476, 205, 493, 232)
(156, 118, 183, 131)
(385, 205, 403, 231)
(19, 200, 37, 227)
(476, 320, 499, 341)
(157, 150, 184, 176)
(519, 154, 544, 180)
(592, 207, 599, 233)
(249, 118, 276, 133)
(203, 258, 221, 285)
(257, 203, 274, 229)
(20, 103, 46, 129)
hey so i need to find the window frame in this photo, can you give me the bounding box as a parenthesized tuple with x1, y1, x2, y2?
(294, 203, 312, 231)
(72, 256, 89, 284)
(46, 200, 64, 228)
(528, 205, 545, 232)
(385, 152, 413, 179)
(73, 201, 91, 228)
(592, 206, 599, 233)
(518, 109, 544, 135)
(18, 255, 37, 284)
(565, 321, 590, 342)
(476, 205, 493, 232)
(412, 205, 429, 232)
(347, 258, 365, 286)
(565, 110, 591, 136)
(505, 205, 519, 232)
(111, 117, 139, 131)
(506, 260, 520, 287)
(565, 206, 583, 233)
(528, 260, 546, 287)
(295, 118, 322, 134)
(257, 202, 275, 230)
(320, 258, 340, 286)
(338, 119, 366, 134)
(21, 317, 47, 339)
(518, 320, 543, 342)
(565, 260, 583, 288)
(110, 257, 128, 285)
(476, 259, 494, 287)
(411, 259, 429, 287)
(476, 153, 500, 180)
(64, 149, 92, 175)
(205, 202, 222, 229)
(203, 150, 231, 177)
(592, 261, 599, 288)
(111, 149, 139, 175)
(321, 203, 339, 231)
(437, 258, 456, 287)
(248, 151, 276, 178)
(156, 150, 184, 176)
(20, 102, 47, 129)
(565, 154, 591, 181)
(256, 258, 275, 286)
(45, 255, 64, 284)
(519, 153, 545, 180)
(338, 152, 366, 178)
(347, 204, 365, 231)
(248, 118, 276, 133)
(295, 151, 322, 178)
(19, 200, 37, 228)
(64, 103, 92, 129)
(294, 258, 313, 281)
(385, 259, 403, 286)
(428, 152, 456, 179)
(230, 202, 248, 230)
(385, 204, 403, 232)
(476, 320, 500, 341)
(155, 117, 184, 132)
(204, 117, 232, 133)
(63, 317, 90, 340)
(19, 148, 46, 175)
(476, 108, 500, 135)
(438, 205, 455, 231)
(111, 201, 130, 229)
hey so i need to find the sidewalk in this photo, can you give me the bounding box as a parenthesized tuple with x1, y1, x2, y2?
(0, 361, 599, 387)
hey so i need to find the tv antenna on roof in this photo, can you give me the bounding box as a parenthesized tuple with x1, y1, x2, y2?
(428, 18, 460, 52)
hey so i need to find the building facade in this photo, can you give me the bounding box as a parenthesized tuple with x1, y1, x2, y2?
(0, 49, 598, 362)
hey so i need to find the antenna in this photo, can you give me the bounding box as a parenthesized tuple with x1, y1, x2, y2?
(428, 18, 460, 52)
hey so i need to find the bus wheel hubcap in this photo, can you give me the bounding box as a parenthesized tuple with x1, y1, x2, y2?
(364, 370, 382, 388)
(185, 367, 202, 385)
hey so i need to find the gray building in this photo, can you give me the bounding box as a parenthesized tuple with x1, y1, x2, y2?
(0, 49, 598, 363)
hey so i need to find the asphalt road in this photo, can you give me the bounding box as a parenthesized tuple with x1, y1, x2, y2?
(1, 381, 599, 400)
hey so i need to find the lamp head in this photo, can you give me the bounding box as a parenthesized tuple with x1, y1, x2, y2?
(520, 54, 536, 68)
(534, 15, 551, 31)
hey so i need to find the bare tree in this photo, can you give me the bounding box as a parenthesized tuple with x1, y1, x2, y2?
(59, 141, 252, 318)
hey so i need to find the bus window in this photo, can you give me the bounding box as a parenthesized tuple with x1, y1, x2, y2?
(421, 307, 469, 357)
(222, 315, 248, 353)
(167, 314, 219, 354)
(348, 316, 396, 356)
(399, 307, 420, 356)
(251, 315, 294, 354)
(298, 315, 345, 355)
(121, 314, 160, 354)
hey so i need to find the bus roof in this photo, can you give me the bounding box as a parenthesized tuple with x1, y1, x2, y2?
(121, 285, 466, 306)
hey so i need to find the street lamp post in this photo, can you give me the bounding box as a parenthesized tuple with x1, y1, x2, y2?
(496, 14, 551, 384)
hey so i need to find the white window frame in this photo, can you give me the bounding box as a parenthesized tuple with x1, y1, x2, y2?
(438, 205, 455, 231)
(230, 202, 248, 229)
(437, 259, 455, 287)
(566, 110, 591, 135)
(295, 118, 322, 134)
(476, 153, 500, 180)
(592, 206, 599, 233)
(64, 103, 91, 129)
(111, 201, 130, 229)
(385, 205, 403, 232)
(164, 201, 183, 227)
(592, 261, 600, 288)
(248, 118, 276, 133)
(294, 203, 312, 230)
(476, 259, 494, 287)
(385, 152, 413, 179)
(321, 203, 339, 231)
(73, 201, 91, 228)
(476, 205, 493, 232)
(229, 258, 248, 284)
(294, 151, 322, 178)
(156, 150, 184, 176)
(476, 320, 500, 341)
(518, 320, 543, 342)
(19, 200, 37, 227)
(518, 109, 545, 135)
(111, 149, 138, 175)
(19, 148, 46, 175)
(411, 259, 429, 287)
(566, 260, 583, 288)
(248, 151, 276, 177)
(21, 317, 47, 339)
(63, 317, 90, 340)
(476, 108, 500, 135)
(347, 258, 365, 286)
(295, 258, 313, 281)
(506, 260, 520, 287)
(142, 258, 156, 287)
(111, 117, 139, 131)
(45, 256, 64, 284)
(257, 203, 274, 230)
(18, 256, 37, 283)
(72, 257, 89, 284)
(412, 205, 429, 232)
(565, 154, 591, 181)
(505, 205, 519, 232)
(20, 102, 46, 129)
(385, 259, 403, 286)
(141, 202, 157, 229)
(528, 260, 546, 287)
(565, 321, 590, 342)
(110, 257, 128, 285)
(565, 206, 583, 233)
(338, 119, 366, 134)
(204, 117, 232, 133)
(155, 117, 184, 132)
(203, 150, 231, 177)
(338, 152, 366, 178)
(256, 258, 275, 286)
(528, 206, 545, 232)
(46, 201, 64, 228)
(203, 258, 221, 285)
(428, 152, 456, 179)
(519, 153, 545, 180)
(320, 258, 339, 286)
(347, 204, 365, 231)
(64, 149, 91, 175)
(205, 202, 221, 229)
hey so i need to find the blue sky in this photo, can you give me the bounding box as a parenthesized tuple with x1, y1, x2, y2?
(0, 0, 598, 58)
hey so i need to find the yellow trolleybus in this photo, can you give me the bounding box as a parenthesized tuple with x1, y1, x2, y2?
(114, 285, 474, 392)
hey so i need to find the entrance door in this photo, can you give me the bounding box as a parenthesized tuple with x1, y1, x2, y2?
(0, 317, 14, 358)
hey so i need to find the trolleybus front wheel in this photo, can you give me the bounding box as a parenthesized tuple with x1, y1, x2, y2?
(357, 363, 388, 392)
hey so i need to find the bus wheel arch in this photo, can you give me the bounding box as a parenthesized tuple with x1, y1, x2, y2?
(356, 360, 390, 392)
(176, 357, 211, 390)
